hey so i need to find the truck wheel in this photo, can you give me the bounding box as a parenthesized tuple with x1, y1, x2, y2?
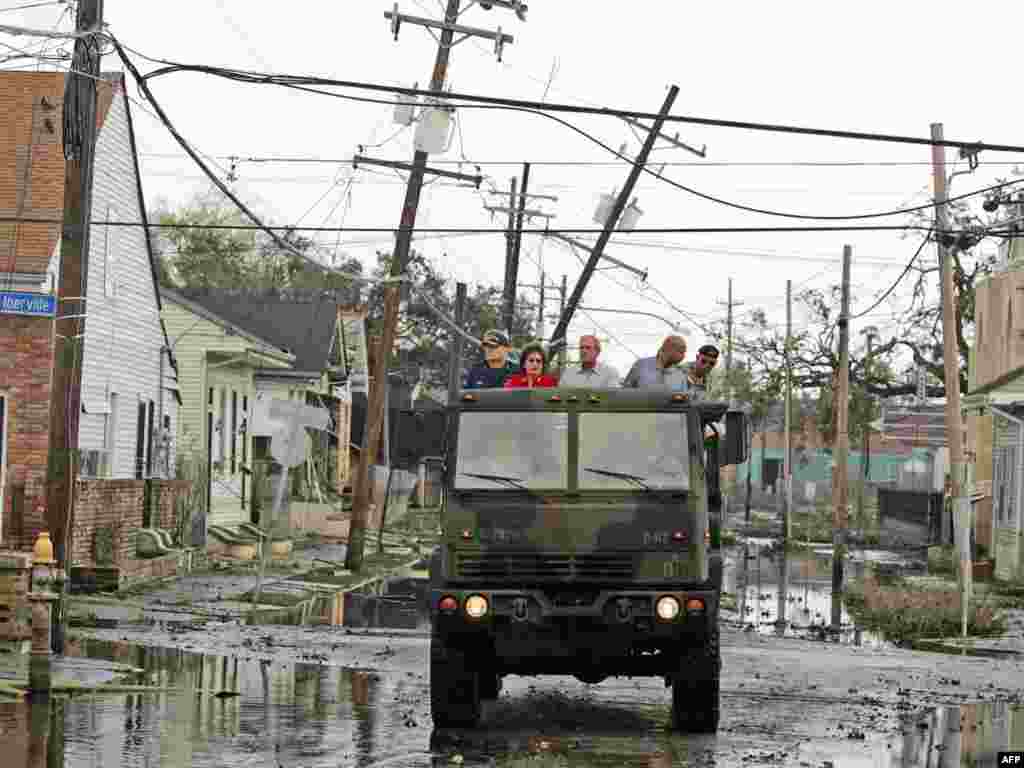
(671, 624, 720, 733)
(430, 636, 481, 728)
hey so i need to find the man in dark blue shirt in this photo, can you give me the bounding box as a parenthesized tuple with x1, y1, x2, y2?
(464, 330, 518, 389)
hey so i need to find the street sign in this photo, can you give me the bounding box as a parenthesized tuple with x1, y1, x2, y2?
(0, 291, 56, 318)
(916, 367, 927, 401)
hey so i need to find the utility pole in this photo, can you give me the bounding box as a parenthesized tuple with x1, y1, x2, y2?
(550, 87, 679, 349)
(47, 0, 103, 653)
(557, 274, 567, 368)
(537, 273, 545, 338)
(502, 176, 517, 335)
(716, 279, 744, 403)
(831, 245, 852, 631)
(349, 0, 520, 571)
(507, 162, 530, 338)
(784, 279, 793, 543)
(447, 282, 467, 404)
(932, 122, 971, 637)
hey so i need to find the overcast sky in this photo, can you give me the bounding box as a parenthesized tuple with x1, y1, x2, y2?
(5, 0, 1024, 376)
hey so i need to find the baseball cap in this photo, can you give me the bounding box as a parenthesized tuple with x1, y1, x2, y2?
(481, 330, 510, 347)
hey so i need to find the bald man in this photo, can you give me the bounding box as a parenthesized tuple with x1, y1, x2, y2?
(559, 334, 621, 388)
(621, 335, 690, 390)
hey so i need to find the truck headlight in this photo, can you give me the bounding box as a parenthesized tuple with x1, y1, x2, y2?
(464, 594, 489, 619)
(656, 595, 681, 621)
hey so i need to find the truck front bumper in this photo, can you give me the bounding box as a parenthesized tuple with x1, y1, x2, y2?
(430, 587, 717, 643)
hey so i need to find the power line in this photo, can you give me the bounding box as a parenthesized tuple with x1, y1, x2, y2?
(124, 55, 1024, 224)
(137, 152, 1024, 169)
(3, 215, 996, 237)
(850, 230, 932, 320)
(0, 0, 66, 13)
(123, 52, 1024, 223)
(130, 53, 1024, 155)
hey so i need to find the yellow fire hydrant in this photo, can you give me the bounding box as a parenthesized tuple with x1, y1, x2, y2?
(28, 531, 58, 693)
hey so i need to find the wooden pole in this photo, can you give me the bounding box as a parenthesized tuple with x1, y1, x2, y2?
(831, 245, 852, 631)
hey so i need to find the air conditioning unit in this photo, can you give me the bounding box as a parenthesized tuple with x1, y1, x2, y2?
(79, 449, 110, 479)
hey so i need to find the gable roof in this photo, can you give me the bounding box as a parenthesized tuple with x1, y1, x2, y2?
(174, 288, 354, 374)
(0, 71, 122, 276)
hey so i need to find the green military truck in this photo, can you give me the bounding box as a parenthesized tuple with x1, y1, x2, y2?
(427, 387, 748, 732)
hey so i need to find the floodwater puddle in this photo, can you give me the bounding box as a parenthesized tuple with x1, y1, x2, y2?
(1, 639, 428, 768)
(1, 635, 1023, 766)
(721, 540, 917, 646)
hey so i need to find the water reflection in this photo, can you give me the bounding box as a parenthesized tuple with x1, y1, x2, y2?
(0, 641, 1022, 767)
(725, 541, 883, 641)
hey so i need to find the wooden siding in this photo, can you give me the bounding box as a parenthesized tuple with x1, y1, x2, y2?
(159, 300, 254, 466)
(974, 270, 1024, 391)
(75, 90, 169, 479)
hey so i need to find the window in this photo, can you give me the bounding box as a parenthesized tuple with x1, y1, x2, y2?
(231, 390, 237, 474)
(135, 401, 146, 479)
(145, 400, 155, 477)
(219, 388, 227, 462)
(104, 393, 118, 476)
(579, 413, 690, 491)
(455, 412, 568, 490)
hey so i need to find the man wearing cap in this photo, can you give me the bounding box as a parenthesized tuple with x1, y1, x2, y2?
(464, 330, 518, 389)
(559, 334, 621, 389)
(621, 335, 689, 390)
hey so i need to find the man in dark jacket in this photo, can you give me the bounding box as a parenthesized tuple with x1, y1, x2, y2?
(464, 330, 518, 389)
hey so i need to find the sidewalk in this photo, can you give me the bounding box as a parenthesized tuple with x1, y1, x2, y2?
(66, 516, 440, 627)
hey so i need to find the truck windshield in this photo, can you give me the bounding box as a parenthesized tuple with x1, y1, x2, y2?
(455, 412, 569, 490)
(579, 412, 689, 491)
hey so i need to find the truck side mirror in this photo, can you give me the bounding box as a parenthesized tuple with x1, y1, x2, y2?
(724, 410, 748, 466)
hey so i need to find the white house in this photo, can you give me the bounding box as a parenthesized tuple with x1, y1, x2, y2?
(48, 73, 181, 481)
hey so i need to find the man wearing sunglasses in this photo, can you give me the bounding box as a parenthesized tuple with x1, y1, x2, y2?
(684, 344, 720, 397)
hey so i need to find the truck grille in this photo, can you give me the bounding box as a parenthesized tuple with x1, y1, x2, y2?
(456, 550, 635, 580)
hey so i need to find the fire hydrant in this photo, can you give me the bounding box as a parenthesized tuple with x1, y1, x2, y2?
(28, 531, 58, 693)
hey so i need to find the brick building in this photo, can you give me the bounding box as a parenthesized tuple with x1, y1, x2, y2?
(0, 72, 181, 567)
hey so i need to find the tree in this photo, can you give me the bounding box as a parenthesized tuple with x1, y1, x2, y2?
(151, 197, 255, 290)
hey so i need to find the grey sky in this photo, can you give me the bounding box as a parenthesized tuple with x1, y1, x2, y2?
(5, 0, 1023, 376)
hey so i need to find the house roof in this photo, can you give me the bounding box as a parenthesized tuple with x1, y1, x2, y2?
(174, 288, 352, 374)
(161, 287, 295, 364)
(0, 71, 121, 276)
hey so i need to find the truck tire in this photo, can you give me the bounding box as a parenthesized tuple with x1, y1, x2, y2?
(430, 636, 481, 728)
(671, 623, 720, 733)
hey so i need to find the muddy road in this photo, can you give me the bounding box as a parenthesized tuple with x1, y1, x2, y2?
(3, 617, 1019, 767)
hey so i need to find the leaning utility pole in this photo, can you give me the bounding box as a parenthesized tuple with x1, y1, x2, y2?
(348, 0, 519, 571)
(507, 162, 530, 338)
(831, 245, 852, 631)
(549, 86, 679, 348)
(783, 279, 793, 542)
(932, 122, 971, 636)
(47, 0, 103, 652)
(447, 282, 467, 404)
(501, 176, 518, 335)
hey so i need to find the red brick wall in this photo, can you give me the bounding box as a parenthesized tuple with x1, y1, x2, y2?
(0, 314, 53, 551)
(72, 479, 194, 567)
(73, 480, 143, 567)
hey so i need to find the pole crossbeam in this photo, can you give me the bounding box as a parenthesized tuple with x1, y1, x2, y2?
(353, 155, 483, 186)
(545, 232, 648, 281)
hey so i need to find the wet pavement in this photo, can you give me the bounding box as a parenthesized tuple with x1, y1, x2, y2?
(3, 630, 1024, 766)
(8, 542, 1024, 765)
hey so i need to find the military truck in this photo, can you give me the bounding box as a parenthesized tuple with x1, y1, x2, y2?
(427, 387, 748, 732)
